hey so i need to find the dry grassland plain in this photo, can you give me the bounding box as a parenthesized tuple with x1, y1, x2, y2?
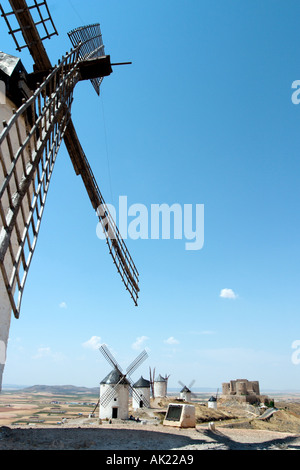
(1, 389, 300, 450)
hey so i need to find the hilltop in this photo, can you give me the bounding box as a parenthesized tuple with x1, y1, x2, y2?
(19, 385, 99, 395)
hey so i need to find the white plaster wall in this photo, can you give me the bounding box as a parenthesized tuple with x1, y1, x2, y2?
(180, 391, 192, 402)
(154, 381, 167, 398)
(99, 384, 129, 420)
(132, 387, 150, 409)
(208, 402, 217, 410)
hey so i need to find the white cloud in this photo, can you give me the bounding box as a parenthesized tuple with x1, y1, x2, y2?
(32, 347, 64, 361)
(82, 336, 102, 351)
(33, 347, 51, 359)
(132, 336, 149, 351)
(220, 288, 238, 299)
(59, 302, 67, 309)
(164, 336, 180, 345)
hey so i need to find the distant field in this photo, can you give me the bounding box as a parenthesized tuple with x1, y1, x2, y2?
(1, 387, 300, 429)
(0, 390, 99, 426)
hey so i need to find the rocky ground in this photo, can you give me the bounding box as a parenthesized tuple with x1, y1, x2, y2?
(0, 420, 299, 450)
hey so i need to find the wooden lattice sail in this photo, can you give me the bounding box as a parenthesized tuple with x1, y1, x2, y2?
(0, 0, 139, 388)
(68, 23, 105, 95)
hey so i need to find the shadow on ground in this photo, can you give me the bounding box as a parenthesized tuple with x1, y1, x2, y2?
(0, 426, 211, 450)
(201, 429, 300, 450)
(0, 426, 299, 450)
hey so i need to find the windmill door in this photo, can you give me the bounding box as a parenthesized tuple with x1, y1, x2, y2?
(112, 407, 118, 419)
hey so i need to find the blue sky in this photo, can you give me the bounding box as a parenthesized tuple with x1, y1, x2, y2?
(1, 0, 300, 391)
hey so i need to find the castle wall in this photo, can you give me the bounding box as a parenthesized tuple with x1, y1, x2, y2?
(221, 379, 263, 403)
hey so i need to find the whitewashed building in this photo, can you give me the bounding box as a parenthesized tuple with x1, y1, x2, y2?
(132, 376, 151, 409)
(99, 369, 129, 420)
(208, 396, 217, 410)
(180, 386, 192, 402)
(154, 374, 168, 398)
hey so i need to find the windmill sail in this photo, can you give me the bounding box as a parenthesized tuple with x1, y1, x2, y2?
(68, 23, 105, 95)
(0, 47, 81, 318)
(0, 0, 57, 69)
(99, 345, 150, 409)
(0, 0, 140, 320)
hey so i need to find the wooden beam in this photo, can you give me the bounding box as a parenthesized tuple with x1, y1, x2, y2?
(78, 55, 113, 81)
(8, 0, 52, 71)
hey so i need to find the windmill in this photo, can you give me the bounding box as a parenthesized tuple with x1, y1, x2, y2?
(96, 343, 150, 420)
(153, 373, 170, 398)
(178, 380, 197, 402)
(132, 376, 151, 411)
(0, 1, 139, 389)
(208, 387, 219, 409)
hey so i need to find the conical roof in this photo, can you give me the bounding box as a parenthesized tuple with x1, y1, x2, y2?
(0, 52, 21, 77)
(155, 374, 167, 383)
(208, 396, 217, 402)
(133, 376, 150, 389)
(0, 52, 27, 106)
(181, 386, 191, 393)
(100, 368, 129, 385)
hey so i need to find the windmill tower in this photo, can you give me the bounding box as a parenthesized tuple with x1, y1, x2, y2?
(154, 374, 169, 398)
(98, 344, 149, 420)
(132, 376, 151, 410)
(208, 396, 217, 410)
(178, 380, 196, 402)
(100, 368, 130, 420)
(0, 1, 139, 390)
(208, 388, 219, 409)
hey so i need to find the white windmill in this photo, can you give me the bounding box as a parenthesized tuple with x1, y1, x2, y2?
(98, 344, 150, 420)
(208, 388, 219, 410)
(178, 380, 196, 402)
(132, 376, 151, 410)
(154, 374, 169, 398)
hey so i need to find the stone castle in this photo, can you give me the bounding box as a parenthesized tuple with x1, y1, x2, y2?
(222, 379, 267, 404)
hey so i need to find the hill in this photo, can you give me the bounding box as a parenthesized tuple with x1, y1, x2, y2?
(20, 385, 99, 395)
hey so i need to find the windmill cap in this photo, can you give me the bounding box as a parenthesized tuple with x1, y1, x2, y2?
(0, 52, 28, 106)
(0, 52, 23, 77)
(133, 376, 150, 388)
(100, 369, 129, 385)
(155, 374, 167, 382)
(181, 386, 191, 393)
(208, 396, 217, 402)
